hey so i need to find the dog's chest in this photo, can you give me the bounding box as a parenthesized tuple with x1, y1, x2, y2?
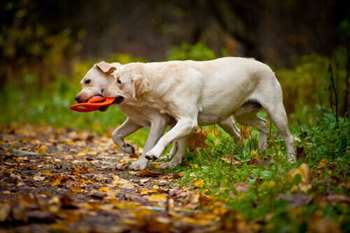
(119, 105, 150, 127)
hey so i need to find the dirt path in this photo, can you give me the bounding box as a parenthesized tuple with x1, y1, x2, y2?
(0, 125, 230, 233)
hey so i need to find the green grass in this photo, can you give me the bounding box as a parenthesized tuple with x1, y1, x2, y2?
(167, 113, 350, 232)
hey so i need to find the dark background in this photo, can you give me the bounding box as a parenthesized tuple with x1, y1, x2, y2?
(1, 0, 348, 72)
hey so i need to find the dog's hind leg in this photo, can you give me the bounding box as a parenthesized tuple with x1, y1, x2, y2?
(236, 114, 268, 150)
(255, 79, 296, 161)
(218, 117, 241, 142)
(166, 141, 178, 160)
(160, 137, 187, 169)
(263, 101, 295, 161)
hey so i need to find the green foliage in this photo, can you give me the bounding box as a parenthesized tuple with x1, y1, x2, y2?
(173, 111, 349, 231)
(295, 110, 350, 178)
(277, 49, 350, 118)
(338, 19, 350, 39)
(108, 53, 145, 64)
(167, 42, 216, 60)
(276, 54, 329, 114)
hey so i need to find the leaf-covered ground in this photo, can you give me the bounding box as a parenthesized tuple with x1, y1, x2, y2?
(0, 125, 235, 233)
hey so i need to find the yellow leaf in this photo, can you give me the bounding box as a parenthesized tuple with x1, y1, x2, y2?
(77, 151, 86, 156)
(138, 188, 158, 195)
(318, 159, 328, 168)
(51, 176, 63, 186)
(37, 145, 48, 154)
(112, 200, 140, 209)
(193, 179, 204, 188)
(148, 193, 167, 202)
(289, 163, 311, 184)
(288, 163, 311, 192)
(99, 187, 110, 193)
(251, 150, 258, 157)
(112, 175, 135, 189)
(41, 170, 52, 176)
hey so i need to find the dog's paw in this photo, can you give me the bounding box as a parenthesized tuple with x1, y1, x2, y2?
(145, 149, 161, 161)
(121, 143, 135, 155)
(129, 159, 148, 170)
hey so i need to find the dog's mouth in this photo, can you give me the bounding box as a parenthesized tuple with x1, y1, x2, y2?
(113, 96, 125, 104)
(86, 95, 110, 112)
(99, 96, 123, 111)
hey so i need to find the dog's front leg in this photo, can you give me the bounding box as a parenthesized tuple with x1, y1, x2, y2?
(145, 117, 197, 160)
(129, 117, 167, 170)
(112, 118, 141, 154)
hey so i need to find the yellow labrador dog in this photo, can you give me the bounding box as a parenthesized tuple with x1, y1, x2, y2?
(75, 62, 242, 170)
(102, 57, 296, 162)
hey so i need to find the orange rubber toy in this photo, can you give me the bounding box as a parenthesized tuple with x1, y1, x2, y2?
(70, 96, 115, 112)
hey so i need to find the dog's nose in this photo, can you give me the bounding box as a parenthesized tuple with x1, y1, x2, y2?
(75, 96, 82, 103)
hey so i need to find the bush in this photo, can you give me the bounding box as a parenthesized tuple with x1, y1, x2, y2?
(167, 42, 216, 60)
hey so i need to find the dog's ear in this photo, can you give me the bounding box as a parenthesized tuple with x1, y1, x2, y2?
(132, 76, 150, 99)
(96, 61, 116, 75)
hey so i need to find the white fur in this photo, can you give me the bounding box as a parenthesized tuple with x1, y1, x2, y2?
(103, 57, 296, 162)
(76, 62, 241, 170)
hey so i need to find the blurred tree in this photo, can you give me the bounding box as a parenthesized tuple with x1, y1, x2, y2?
(0, 0, 348, 85)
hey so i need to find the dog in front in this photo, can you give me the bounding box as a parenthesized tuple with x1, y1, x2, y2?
(102, 57, 296, 162)
(75, 61, 242, 170)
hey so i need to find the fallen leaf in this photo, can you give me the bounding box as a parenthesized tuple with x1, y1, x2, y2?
(148, 193, 168, 203)
(51, 175, 68, 186)
(33, 174, 46, 181)
(112, 175, 135, 189)
(37, 145, 49, 154)
(187, 129, 208, 151)
(138, 169, 161, 177)
(99, 187, 111, 193)
(308, 215, 341, 233)
(318, 159, 328, 169)
(0, 203, 11, 221)
(288, 163, 311, 192)
(193, 179, 204, 188)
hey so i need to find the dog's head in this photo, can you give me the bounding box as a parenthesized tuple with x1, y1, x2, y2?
(102, 64, 150, 105)
(75, 61, 120, 103)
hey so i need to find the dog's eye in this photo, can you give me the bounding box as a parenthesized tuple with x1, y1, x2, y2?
(84, 79, 91, 84)
(116, 77, 122, 84)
